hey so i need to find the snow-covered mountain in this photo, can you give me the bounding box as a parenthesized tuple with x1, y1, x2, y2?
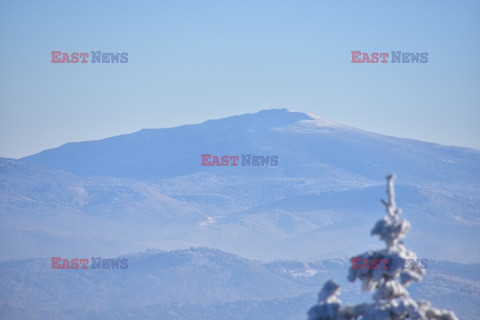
(1, 109, 479, 263)
(22, 109, 480, 186)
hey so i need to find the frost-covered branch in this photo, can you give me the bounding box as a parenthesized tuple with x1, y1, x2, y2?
(381, 174, 401, 220)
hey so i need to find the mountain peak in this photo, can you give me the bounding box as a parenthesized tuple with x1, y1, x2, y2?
(200, 108, 314, 130)
(196, 108, 347, 135)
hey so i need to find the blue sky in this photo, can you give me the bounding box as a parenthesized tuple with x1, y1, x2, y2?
(0, 0, 479, 158)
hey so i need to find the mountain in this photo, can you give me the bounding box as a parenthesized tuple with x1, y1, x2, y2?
(0, 248, 478, 320)
(22, 109, 480, 186)
(1, 109, 478, 263)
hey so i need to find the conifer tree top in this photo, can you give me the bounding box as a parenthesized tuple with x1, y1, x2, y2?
(307, 175, 458, 320)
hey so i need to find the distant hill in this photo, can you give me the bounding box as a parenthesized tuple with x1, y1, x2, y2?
(0, 248, 478, 320)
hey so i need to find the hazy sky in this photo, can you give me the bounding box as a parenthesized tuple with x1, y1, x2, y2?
(1, 0, 479, 158)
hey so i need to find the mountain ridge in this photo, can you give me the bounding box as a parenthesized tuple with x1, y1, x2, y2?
(0, 247, 478, 320)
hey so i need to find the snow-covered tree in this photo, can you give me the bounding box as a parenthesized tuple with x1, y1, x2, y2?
(308, 175, 458, 320)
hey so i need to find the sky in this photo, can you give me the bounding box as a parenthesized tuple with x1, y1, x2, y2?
(0, 0, 479, 158)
